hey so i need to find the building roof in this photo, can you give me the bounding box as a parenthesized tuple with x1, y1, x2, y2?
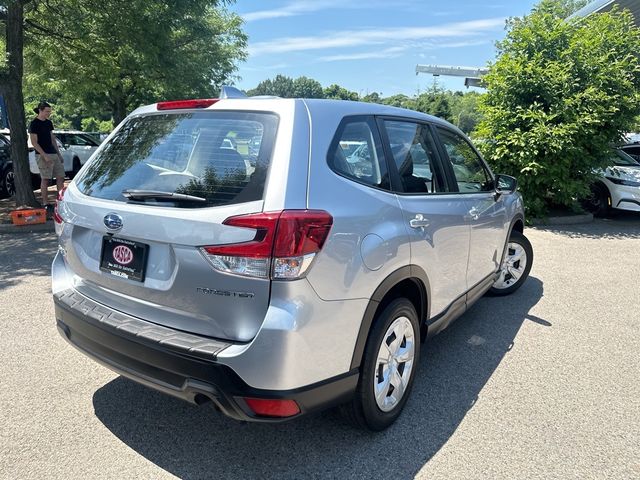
(570, 0, 640, 26)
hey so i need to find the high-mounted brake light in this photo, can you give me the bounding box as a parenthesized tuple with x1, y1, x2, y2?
(200, 210, 333, 280)
(156, 99, 219, 110)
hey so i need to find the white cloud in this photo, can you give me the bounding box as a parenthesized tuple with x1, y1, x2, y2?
(241, 0, 407, 22)
(248, 18, 506, 56)
(319, 47, 408, 62)
(317, 38, 491, 63)
(438, 39, 491, 48)
(242, 0, 346, 22)
(242, 63, 291, 72)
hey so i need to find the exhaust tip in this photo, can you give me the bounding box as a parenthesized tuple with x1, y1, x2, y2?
(193, 393, 212, 406)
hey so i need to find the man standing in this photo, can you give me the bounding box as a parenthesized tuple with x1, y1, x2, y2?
(28, 101, 65, 207)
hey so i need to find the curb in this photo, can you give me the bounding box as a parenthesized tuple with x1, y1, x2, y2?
(0, 221, 55, 234)
(530, 213, 594, 226)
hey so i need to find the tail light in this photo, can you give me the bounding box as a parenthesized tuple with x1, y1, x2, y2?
(53, 187, 67, 225)
(201, 210, 333, 280)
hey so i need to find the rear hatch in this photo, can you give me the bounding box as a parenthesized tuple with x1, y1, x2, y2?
(59, 108, 279, 342)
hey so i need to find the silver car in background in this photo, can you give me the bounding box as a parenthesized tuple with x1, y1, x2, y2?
(52, 91, 533, 431)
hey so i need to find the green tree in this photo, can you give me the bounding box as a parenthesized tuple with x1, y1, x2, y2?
(449, 91, 483, 134)
(26, 0, 246, 127)
(293, 76, 323, 98)
(248, 74, 295, 97)
(381, 94, 414, 110)
(80, 117, 112, 133)
(475, 2, 640, 217)
(361, 92, 382, 103)
(414, 86, 452, 121)
(323, 84, 359, 101)
(22, 73, 104, 130)
(1, 0, 40, 207)
(552, 0, 589, 16)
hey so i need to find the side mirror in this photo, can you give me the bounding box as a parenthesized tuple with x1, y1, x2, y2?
(495, 174, 517, 195)
(64, 144, 70, 149)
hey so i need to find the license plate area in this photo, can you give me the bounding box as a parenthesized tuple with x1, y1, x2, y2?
(99, 236, 149, 282)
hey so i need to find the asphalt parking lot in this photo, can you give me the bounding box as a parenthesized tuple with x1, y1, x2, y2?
(1, 214, 639, 480)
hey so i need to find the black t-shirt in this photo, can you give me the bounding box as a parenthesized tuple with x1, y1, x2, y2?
(28, 118, 56, 154)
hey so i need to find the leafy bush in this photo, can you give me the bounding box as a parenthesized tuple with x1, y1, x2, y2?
(476, 1, 640, 217)
(81, 117, 112, 133)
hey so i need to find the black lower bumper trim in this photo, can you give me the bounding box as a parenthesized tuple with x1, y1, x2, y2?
(55, 291, 358, 422)
(616, 198, 640, 208)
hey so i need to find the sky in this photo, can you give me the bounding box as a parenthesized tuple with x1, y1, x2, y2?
(229, 0, 540, 97)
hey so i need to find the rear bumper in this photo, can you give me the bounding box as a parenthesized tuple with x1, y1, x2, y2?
(54, 289, 358, 422)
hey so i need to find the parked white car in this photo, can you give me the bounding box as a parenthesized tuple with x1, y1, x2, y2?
(54, 130, 101, 175)
(584, 149, 640, 216)
(1, 128, 99, 184)
(27, 136, 69, 177)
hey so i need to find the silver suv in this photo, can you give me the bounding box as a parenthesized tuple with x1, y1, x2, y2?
(52, 90, 533, 431)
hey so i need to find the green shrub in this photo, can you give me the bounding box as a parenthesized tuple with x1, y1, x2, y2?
(476, 2, 640, 218)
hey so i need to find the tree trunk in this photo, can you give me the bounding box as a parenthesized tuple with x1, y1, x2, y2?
(2, 1, 39, 208)
(111, 86, 128, 128)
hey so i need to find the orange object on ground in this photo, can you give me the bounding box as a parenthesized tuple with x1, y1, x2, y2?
(10, 208, 47, 226)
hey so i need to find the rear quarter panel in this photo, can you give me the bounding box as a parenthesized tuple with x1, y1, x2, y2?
(303, 101, 411, 301)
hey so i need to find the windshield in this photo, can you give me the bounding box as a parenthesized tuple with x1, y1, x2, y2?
(75, 111, 278, 207)
(612, 149, 640, 166)
(65, 133, 100, 147)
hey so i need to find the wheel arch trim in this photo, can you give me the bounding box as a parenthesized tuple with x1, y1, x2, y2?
(349, 265, 430, 370)
(500, 213, 525, 263)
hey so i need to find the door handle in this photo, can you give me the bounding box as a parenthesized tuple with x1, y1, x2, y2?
(468, 207, 480, 220)
(409, 214, 430, 228)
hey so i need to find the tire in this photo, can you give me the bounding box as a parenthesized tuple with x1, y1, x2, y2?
(340, 298, 420, 431)
(4, 168, 15, 197)
(582, 183, 611, 218)
(0, 167, 7, 196)
(488, 230, 533, 296)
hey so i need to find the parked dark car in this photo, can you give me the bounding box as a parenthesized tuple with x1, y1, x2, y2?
(0, 132, 14, 197)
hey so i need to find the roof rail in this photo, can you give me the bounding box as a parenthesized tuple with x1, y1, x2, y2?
(220, 86, 247, 99)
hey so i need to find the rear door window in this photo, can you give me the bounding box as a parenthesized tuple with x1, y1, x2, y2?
(75, 112, 278, 207)
(327, 116, 390, 190)
(381, 119, 447, 194)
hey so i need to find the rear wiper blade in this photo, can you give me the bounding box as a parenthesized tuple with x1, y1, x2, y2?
(122, 189, 206, 203)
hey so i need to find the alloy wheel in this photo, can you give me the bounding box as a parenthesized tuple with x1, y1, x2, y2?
(374, 316, 415, 412)
(493, 241, 528, 290)
(5, 170, 15, 197)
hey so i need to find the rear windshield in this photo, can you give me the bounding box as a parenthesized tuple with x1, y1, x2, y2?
(75, 111, 278, 207)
